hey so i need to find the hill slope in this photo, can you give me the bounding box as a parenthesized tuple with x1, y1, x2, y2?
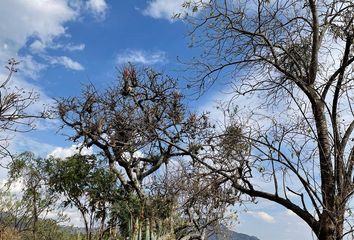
(209, 226, 260, 240)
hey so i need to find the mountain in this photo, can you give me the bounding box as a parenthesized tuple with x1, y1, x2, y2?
(209, 231, 260, 240)
(208, 225, 261, 240)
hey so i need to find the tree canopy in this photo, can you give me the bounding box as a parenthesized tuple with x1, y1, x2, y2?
(181, 0, 354, 239)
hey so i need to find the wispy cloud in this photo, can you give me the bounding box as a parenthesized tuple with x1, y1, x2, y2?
(48, 56, 84, 71)
(30, 40, 85, 53)
(285, 209, 297, 217)
(29, 40, 47, 53)
(0, 0, 107, 169)
(142, 0, 185, 21)
(64, 43, 85, 51)
(86, 0, 108, 19)
(0, 0, 78, 62)
(48, 144, 93, 159)
(19, 55, 47, 79)
(116, 49, 167, 65)
(248, 211, 275, 223)
(9, 133, 57, 158)
(142, 0, 207, 21)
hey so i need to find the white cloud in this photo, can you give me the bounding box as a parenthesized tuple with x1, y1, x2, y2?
(0, 1, 108, 166)
(143, 0, 185, 21)
(30, 40, 47, 53)
(30, 40, 85, 53)
(0, 0, 111, 71)
(0, 0, 78, 62)
(18, 55, 47, 79)
(0, 178, 24, 195)
(236, 200, 313, 240)
(285, 209, 297, 217)
(248, 211, 275, 223)
(48, 56, 84, 71)
(48, 144, 93, 159)
(5, 133, 57, 160)
(64, 43, 85, 51)
(122, 150, 145, 161)
(86, 0, 108, 19)
(142, 0, 208, 21)
(116, 49, 167, 65)
(62, 208, 86, 227)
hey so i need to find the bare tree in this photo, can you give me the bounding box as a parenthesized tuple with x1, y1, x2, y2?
(0, 58, 42, 159)
(57, 66, 208, 195)
(56, 65, 213, 238)
(180, 1, 354, 240)
(150, 161, 238, 240)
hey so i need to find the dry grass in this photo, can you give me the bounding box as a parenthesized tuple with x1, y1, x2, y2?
(0, 228, 21, 240)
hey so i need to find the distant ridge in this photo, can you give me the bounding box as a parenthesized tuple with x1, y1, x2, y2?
(208, 225, 261, 240)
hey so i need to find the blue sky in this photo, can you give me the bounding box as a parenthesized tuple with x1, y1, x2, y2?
(0, 1, 313, 239)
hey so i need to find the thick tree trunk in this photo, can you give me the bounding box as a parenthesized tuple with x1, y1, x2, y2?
(335, 207, 345, 240)
(316, 208, 345, 240)
(336, 224, 344, 240)
(317, 212, 335, 240)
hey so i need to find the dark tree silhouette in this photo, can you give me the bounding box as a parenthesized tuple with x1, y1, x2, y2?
(181, 1, 354, 239)
(0, 58, 43, 159)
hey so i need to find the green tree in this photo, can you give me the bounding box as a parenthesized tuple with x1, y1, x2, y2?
(0, 190, 29, 239)
(7, 152, 61, 240)
(45, 154, 119, 240)
(110, 192, 176, 240)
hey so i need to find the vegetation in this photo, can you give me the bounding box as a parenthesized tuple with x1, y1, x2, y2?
(53, 66, 234, 239)
(1, 1, 354, 240)
(0, 58, 44, 159)
(0, 63, 234, 239)
(181, 0, 354, 240)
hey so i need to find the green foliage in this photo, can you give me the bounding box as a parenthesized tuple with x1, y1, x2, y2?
(20, 219, 79, 240)
(220, 125, 249, 159)
(0, 188, 77, 240)
(7, 152, 61, 240)
(110, 193, 175, 239)
(45, 154, 122, 239)
(46, 154, 119, 209)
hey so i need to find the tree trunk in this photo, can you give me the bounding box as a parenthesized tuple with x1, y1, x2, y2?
(80, 211, 89, 240)
(32, 187, 38, 240)
(132, 217, 140, 240)
(317, 212, 335, 240)
(335, 207, 345, 240)
(315, 198, 346, 240)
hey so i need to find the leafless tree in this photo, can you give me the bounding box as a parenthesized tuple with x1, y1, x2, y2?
(150, 161, 238, 240)
(0, 58, 42, 159)
(56, 65, 220, 239)
(56, 65, 211, 198)
(180, 0, 354, 239)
